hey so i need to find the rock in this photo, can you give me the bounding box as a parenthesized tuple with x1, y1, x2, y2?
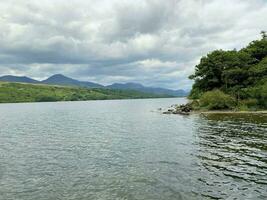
(176, 111, 190, 115)
(163, 111, 172, 114)
(177, 103, 193, 112)
(163, 103, 193, 115)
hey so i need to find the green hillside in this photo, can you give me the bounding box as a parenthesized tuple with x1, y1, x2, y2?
(0, 82, 170, 103)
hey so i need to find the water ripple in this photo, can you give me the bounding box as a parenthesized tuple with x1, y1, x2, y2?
(0, 100, 266, 200)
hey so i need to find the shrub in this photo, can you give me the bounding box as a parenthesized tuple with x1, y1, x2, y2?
(246, 81, 267, 108)
(188, 100, 200, 110)
(199, 90, 236, 110)
(237, 104, 249, 111)
(240, 99, 258, 108)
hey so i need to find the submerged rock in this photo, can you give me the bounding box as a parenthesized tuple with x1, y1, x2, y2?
(163, 111, 172, 114)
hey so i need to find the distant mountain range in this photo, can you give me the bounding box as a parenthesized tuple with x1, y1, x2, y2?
(0, 75, 39, 84)
(106, 83, 188, 96)
(42, 74, 103, 88)
(0, 74, 188, 97)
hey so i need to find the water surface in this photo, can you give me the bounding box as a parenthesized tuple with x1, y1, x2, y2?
(0, 98, 266, 199)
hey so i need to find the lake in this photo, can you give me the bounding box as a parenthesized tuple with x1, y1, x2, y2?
(0, 98, 266, 200)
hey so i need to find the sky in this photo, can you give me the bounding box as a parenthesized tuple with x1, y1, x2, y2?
(0, 0, 267, 90)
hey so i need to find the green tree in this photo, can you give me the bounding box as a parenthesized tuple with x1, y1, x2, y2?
(242, 33, 267, 63)
(188, 32, 267, 109)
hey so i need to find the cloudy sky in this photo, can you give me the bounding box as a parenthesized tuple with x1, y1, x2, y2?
(0, 0, 266, 90)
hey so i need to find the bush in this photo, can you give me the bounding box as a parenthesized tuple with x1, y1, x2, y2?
(188, 100, 201, 110)
(245, 81, 267, 108)
(199, 90, 236, 110)
(237, 104, 249, 111)
(240, 99, 258, 107)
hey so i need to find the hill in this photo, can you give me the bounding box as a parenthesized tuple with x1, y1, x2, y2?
(0, 82, 170, 103)
(41, 74, 103, 88)
(0, 74, 187, 97)
(0, 75, 39, 84)
(106, 83, 188, 97)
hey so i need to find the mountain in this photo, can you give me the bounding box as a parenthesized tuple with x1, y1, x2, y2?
(106, 83, 144, 90)
(0, 74, 103, 88)
(0, 75, 39, 83)
(41, 74, 104, 88)
(0, 74, 188, 96)
(106, 82, 188, 97)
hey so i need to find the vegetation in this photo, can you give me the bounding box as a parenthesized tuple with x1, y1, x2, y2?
(189, 32, 267, 110)
(199, 90, 236, 110)
(0, 82, 170, 103)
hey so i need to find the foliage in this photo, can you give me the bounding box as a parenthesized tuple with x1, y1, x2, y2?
(199, 90, 236, 110)
(244, 81, 267, 108)
(0, 82, 169, 103)
(188, 99, 200, 110)
(189, 33, 267, 110)
(237, 99, 258, 111)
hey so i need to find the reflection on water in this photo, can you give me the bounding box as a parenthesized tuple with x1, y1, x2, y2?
(195, 113, 267, 199)
(202, 113, 267, 124)
(0, 99, 266, 200)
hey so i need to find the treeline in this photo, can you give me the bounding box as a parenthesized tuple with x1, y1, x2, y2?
(189, 32, 267, 110)
(0, 82, 169, 103)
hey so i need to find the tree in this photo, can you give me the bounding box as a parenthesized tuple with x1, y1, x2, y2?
(188, 33, 267, 109)
(261, 31, 267, 39)
(189, 50, 251, 94)
(242, 34, 267, 63)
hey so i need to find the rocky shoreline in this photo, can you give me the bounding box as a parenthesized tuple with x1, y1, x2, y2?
(162, 103, 193, 115)
(162, 103, 267, 115)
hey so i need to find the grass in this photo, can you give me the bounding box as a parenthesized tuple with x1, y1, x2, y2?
(0, 81, 171, 103)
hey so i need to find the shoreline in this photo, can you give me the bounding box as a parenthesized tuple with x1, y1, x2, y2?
(195, 110, 267, 114)
(0, 96, 186, 104)
(163, 110, 267, 115)
(162, 103, 267, 115)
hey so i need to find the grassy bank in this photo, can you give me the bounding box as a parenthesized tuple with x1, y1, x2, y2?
(0, 82, 170, 103)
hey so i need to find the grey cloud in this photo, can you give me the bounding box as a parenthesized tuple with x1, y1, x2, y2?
(0, 0, 267, 90)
